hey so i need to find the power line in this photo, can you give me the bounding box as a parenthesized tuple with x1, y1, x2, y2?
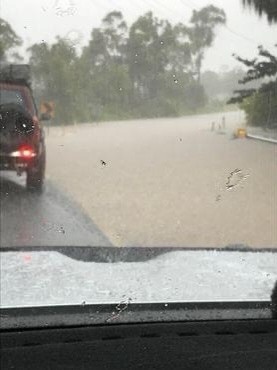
(179, 0, 199, 11)
(178, 0, 272, 48)
(224, 25, 261, 46)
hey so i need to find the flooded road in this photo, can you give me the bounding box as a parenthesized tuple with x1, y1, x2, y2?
(1, 111, 277, 248)
(46, 111, 277, 248)
(0, 174, 112, 248)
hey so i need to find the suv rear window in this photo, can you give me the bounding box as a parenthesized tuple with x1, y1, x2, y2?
(0, 89, 25, 107)
(0, 84, 37, 116)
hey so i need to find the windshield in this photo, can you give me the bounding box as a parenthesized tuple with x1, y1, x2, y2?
(0, 0, 276, 311)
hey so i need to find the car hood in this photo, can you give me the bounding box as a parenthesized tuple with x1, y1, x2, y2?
(1, 247, 276, 308)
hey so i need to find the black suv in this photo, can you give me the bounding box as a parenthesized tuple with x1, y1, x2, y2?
(0, 64, 48, 192)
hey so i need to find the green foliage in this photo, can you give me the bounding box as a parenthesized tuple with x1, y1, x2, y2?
(26, 7, 225, 125)
(29, 38, 78, 124)
(229, 46, 277, 127)
(241, 88, 277, 127)
(238, 0, 277, 128)
(189, 6, 226, 81)
(0, 18, 22, 62)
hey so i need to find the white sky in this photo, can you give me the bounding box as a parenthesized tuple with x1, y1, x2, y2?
(1, 0, 277, 72)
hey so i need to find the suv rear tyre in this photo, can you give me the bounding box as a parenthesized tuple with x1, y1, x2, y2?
(26, 151, 46, 192)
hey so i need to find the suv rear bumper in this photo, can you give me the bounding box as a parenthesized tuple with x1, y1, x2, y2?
(0, 154, 34, 172)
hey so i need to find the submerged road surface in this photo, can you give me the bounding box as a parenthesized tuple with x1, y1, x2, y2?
(1, 111, 277, 248)
(0, 174, 112, 248)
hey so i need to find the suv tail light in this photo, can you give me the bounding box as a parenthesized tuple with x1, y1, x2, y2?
(11, 145, 36, 159)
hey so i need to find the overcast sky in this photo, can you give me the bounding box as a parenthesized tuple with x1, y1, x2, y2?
(1, 0, 277, 72)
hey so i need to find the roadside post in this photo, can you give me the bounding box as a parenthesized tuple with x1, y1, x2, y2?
(222, 116, 226, 130)
(211, 122, 215, 131)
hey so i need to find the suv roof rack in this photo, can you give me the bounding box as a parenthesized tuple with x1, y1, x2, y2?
(0, 64, 31, 86)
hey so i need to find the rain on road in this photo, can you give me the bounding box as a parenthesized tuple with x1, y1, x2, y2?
(1, 111, 277, 248)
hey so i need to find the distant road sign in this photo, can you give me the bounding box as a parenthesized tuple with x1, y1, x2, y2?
(40, 101, 55, 119)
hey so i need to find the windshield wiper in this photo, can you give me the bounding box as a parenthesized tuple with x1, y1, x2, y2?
(1, 245, 276, 263)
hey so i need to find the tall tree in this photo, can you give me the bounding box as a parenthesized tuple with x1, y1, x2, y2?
(127, 11, 167, 100)
(83, 11, 127, 66)
(29, 38, 78, 124)
(0, 18, 22, 62)
(101, 11, 128, 63)
(28, 7, 226, 123)
(189, 5, 226, 82)
(80, 11, 131, 120)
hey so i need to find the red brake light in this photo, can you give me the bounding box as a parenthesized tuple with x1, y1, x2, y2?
(20, 146, 35, 158)
(12, 145, 36, 159)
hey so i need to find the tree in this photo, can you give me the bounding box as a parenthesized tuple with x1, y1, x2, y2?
(82, 11, 127, 67)
(0, 18, 22, 62)
(101, 11, 128, 63)
(229, 46, 277, 127)
(127, 12, 169, 101)
(189, 6, 226, 82)
(242, 0, 277, 23)
(126, 11, 209, 114)
(229, 2, 277, 127)
(80, 11, 132, 120)
(29, 38, 78, 124)
(28, 7, 226, 123)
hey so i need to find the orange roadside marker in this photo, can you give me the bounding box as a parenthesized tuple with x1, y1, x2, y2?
(235, 128, 247, 138)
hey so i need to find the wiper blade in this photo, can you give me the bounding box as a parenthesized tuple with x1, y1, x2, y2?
(1, 245, 276, 263)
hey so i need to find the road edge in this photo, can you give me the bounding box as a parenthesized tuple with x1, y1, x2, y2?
(247, 134, 277, 144)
